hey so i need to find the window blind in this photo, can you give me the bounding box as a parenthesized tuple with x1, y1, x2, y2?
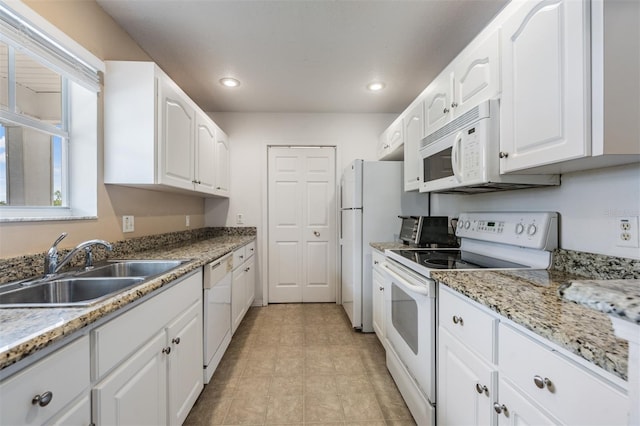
(0, 3, 101, 92)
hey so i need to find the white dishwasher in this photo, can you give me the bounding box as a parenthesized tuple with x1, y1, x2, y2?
(203, 253, 233, 384)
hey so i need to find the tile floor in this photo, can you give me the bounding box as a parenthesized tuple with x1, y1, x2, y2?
(185, 303, 417, 425)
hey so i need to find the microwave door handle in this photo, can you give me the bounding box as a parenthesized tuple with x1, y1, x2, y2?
(451, 132, 463, 182)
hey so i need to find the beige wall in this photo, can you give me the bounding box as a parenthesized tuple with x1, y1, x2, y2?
(0, 0, 206, 258)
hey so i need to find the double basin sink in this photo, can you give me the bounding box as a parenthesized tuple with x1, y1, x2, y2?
(0, 260, 187, 308)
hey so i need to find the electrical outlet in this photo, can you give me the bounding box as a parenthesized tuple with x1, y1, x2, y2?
(122, 215, 135, 233)
(185, 215, 190, 227)
(236, 213, 244, 225)
(616, 216, 639, 247)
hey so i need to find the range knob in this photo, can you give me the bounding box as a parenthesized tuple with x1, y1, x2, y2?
(515, 223, 525, 235)
(464, 221, 471, 229)
(527, 224, 538, 236)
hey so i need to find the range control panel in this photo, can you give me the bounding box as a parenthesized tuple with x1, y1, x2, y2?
(456, 212, 558, 250)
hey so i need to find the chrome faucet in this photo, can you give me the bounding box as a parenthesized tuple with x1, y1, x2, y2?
(44, 233, 113, 276)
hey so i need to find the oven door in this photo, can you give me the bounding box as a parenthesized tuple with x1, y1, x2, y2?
(382, 260, 436, 403)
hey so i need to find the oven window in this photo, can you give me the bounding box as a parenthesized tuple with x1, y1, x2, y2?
(423, 146, 453, 181)
(391, 283, 419, 354)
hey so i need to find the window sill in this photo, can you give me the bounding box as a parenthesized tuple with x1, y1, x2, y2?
(0, 215, 98, 223)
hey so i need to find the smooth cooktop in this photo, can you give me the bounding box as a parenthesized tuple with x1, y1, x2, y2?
(389, 249, 528, 270)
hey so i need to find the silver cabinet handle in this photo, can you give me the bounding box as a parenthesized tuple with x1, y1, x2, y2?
(32, 391, 53, 407)
(239, 255, 244, 259)
(313, 231, 320, 237)
(172, 337, 181, 345)
(245, 267, 250, 272)
(499, 152, 509, 158)
(374, 260, 379, 265)
(533, 375, 554, 392)
(475, 383, 488, 395)
(443, 107, 450, 114)
(162, 346, 171, 355)
(379, 286, 384, 291)
(452, 315, 464, 325)
(451, 102, 458, 108)
(493, 403, 507, 415)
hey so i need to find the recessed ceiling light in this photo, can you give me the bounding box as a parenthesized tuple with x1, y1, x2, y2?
(220, 77, 240, 88)
(367, 82, 385, 92)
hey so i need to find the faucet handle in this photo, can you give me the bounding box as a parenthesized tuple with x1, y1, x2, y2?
(50, 232, 68, 252)
(45, 232, 68, 276)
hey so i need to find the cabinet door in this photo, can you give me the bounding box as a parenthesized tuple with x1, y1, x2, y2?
(371, 267, 386, 344)
(500, 0, 588, 173)
(452, 30, 500, 116)
(214, 129, 230, 196)
(93, 330, 168, 426)
(195, 113, 216, 194)
(160, 76, 195, 190)
(496, 378, 559, 426)
(244, 255, 256, 310)
(424, 72, 453, 136)
(403, 102, 424, 191)
(438, 327, 496, 426)
(167, 300, 204, 426)
(231, 267, 246, 333)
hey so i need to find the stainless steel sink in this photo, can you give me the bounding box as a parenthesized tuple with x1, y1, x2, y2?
(78, 260, 185, 278)
(0, 259, 188, 308)
(0, 277, 145, 308)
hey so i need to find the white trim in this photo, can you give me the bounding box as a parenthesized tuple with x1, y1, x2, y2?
(0, 0, 104, 73)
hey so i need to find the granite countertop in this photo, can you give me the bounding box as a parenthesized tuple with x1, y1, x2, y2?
(370, 242, 408, 252)
(0, 234, 255, 372)
(559, 279, 640, 325)
(431, 269, 629, 382)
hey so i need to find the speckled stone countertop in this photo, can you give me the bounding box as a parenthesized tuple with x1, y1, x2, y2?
(559, 279, 640, 325)
(431, 269, 629, 381)
(0, 230, 255, 372)
(370, 242, 408, 252)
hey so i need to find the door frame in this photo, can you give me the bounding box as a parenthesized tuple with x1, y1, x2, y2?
(262, 144, 340, 305)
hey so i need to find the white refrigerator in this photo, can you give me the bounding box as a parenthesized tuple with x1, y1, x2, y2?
(340, 159, 407, 332)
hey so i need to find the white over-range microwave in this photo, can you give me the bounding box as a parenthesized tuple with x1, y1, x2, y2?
(418, 99, 559, 194)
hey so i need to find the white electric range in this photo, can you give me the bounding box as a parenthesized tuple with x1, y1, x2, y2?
(382, 211, 559, 426)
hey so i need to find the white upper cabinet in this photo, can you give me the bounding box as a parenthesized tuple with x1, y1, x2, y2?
(403, 100, 425, 191)
(214, 126, 231, 197)
(377, 117, 404, 161)
(499, 0, 588, 173)
(160, 76, 196, 191)
(104, 61, 229, 197)
(499, 0, 639, 173)
(424, 30, 500, 138)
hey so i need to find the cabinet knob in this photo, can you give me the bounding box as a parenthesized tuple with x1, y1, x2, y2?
(499, 151, 509, 158)
(493, 403, 508, 415)
(216, 186, 221, 190)
(443, 107, 450, 114)
(379, 286, 384, 291)
(452, 315, 464, 325)
(245, 267, 250, 272)
(162, 346, 171, 355)
(313, 231, 320, 237)
(451, 102, 458, 108)
(32, 391, 53, 407)
(239, 255, 244, 259)
(533, 375, 554, 392)
(374, 260, 379, 265)
(172, 337, 181, 345)
(475, 383, 488, 395)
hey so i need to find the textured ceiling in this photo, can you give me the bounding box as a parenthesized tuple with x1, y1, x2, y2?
(96, 0, 508, 114)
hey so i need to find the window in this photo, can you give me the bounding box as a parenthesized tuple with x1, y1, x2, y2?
(0, 2, 103, 221)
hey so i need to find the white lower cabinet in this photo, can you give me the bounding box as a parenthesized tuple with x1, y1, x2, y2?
(0, 336, 90, 426)
(438, 327, 496, 426)
(371, 249, 386, 346)
(231, 241, 256, 333)
(438, 284, 629, 426)
(92, 270, 203, 426)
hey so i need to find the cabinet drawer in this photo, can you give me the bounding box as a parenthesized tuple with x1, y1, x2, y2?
(92, 271, 201, 380)
(245, 241, 256, 259)
(499, 323, 628, 425)
(0, 336, 90, 426)
(439, 285, 498, 363)
(233, 246, 246, 268)
(372, 249, 385, 270)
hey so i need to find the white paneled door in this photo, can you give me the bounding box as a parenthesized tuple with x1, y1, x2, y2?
(268, 146, 337, 303)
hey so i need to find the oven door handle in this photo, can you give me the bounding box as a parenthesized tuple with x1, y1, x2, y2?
(382, 263, 432, 296)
